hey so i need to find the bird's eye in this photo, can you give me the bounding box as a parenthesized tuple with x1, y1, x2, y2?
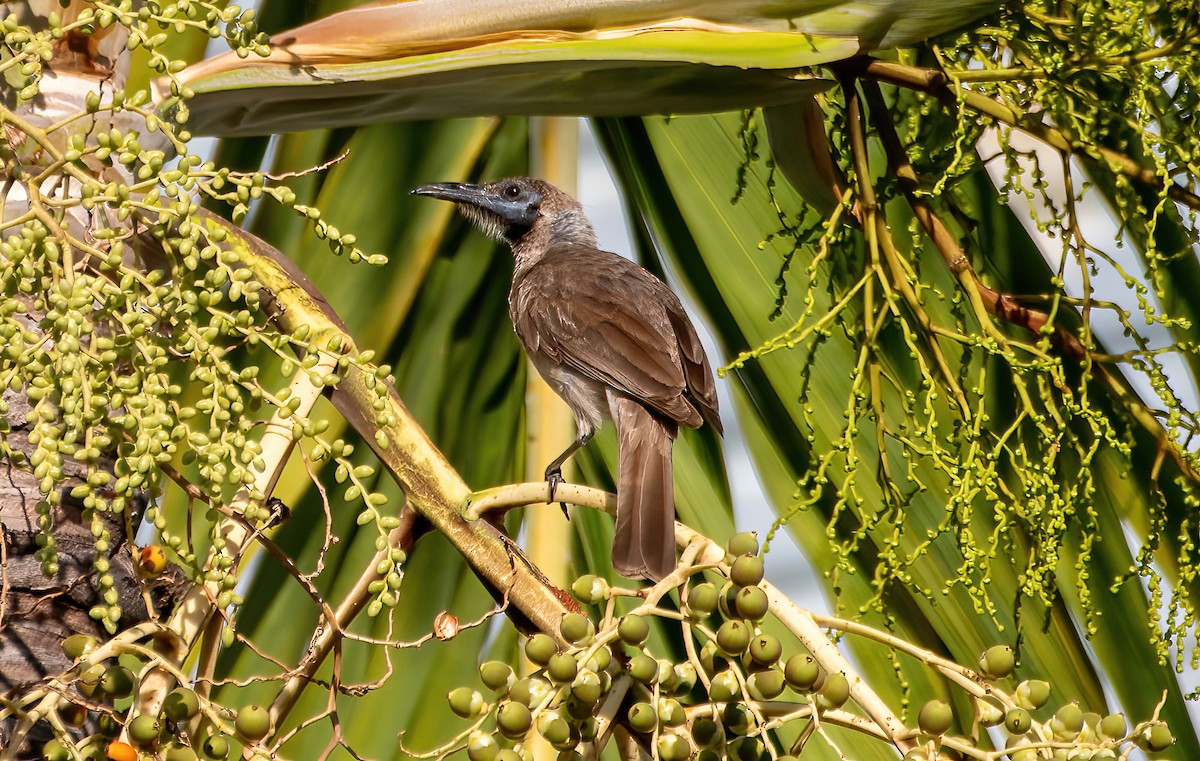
(504, 184, 521, 200)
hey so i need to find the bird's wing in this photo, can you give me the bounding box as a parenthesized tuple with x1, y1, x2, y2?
(514, 248, 714, 429)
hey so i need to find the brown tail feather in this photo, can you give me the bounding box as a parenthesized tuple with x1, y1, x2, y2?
(608, 393, 677, 580)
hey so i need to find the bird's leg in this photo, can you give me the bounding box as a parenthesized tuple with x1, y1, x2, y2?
(544, 431, 594, 515)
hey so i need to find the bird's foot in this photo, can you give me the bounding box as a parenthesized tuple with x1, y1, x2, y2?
(544, 468, 571, 520)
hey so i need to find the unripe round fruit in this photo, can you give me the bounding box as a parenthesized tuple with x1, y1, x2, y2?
(547, 653, 578, 684)
(723, 704, 753, 735)
(100, 665, 135, 698)
(497, 702, 533, 738)
(480, 661, 515, 693)
(106, 742, 138, 761)
(1015, 680, 1050, 710)
(538, 714, 570, 747)
(618, 615, 649, 646)
(657, 697, 686, 726)
(747, 670, 785, 700)
(200, 733, 230, 760)
(578, 718, 599, 742)
(730, 555, 765, 588)
(235, 705, 272, 742)
(902, 751, 931, 761)
(525, 634, 557, 666)
(978, 700, 1004, 726)
(718, 583, 740, 619)
(43, 741, 70, 761)
(1137, 723, 1174, 752)
(784, 655, 821, 692)
(716, 620, 751, 655)
(729, 736, 762, 761)
(508, 678, 535, 706)
(467, 732, 500, 761)
(62, 633, 97, 660)
(691, 717, 725, 748)
(559, 613, 593, 645)
(708, 669, 740, 702)
(1099, 713, 1127, 739)
(1056, 703, 1084, 733)
(165, 746, 199, 761)
(734, 586, 768, 620)
(448, 688, 485, 718)
(586, 647, 611, 673)
(687, 583, 719, 616)
(99, 713, 122, 737)
(571, 670, 602, 705)
(494, 752, 522, 761)
(748, 633, 781, 665)
(698, 640, 726, 677)
(164, 687, 201, 721)
(672, 662, 697, 695)
(558, 752, 583, 761)
(657, 732, 689, 761)
(571, 575, 609, 604)
(627, 702, 657, 733)
(697, 751, 721, 761)
(816, 673, 849, 711)
(1005, 708, 1032, 735)
(979, 645, 1015, 679)
(628, 654, 658, 684)
(726, 532, 759, 558)
(128, 714, 161, 747)
(917, 700, 953, 736)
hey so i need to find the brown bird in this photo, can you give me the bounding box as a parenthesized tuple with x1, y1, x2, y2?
(412, 177, 722, 580)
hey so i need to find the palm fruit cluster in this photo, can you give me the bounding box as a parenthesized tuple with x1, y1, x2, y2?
(443, 532, 1177, 761)
(902, 643, 1175, 760)
(37, 633, 269, 760)
(443, 533, 848, 761)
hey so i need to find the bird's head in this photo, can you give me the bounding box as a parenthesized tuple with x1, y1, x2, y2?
(411, 177, 596, 258)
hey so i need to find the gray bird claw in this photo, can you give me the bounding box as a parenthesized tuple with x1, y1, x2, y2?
(544, 469, 570, 519)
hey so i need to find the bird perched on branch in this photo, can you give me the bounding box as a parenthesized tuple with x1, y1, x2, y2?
(412, 177, 722, 580)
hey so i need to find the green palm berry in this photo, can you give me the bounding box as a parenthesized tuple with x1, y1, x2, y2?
(200, 733, 230, 760)
(571, 575, 609, 604)
(918, 700, 953, 736)
(729, 736, 762, 761)
(1056, 703, 1084, 734)
(537, 714, 571, 747)
(570, 670, 602, 705)
(784, 655, 821, 691)
(723, 704, 753, 735)
(748, 633, 781, 665)
(525, 634, 557, 666)
(494, 752, 522, 761)
(1099, 713, 1127, 740)
(467, 732, 500, 761)
(716, 619, 751, 655)
(628, 654, 658, 684)
(1014, 680, 1050, 710)
(480, 661, 515, 693)
(657, 698, 686, 726)
(617, 615, 649, 646)
(672, 662, 697, 695)
(128, 714, 162, 747)
(691, 717, 724, 748)
(816, 673, 850, 711)
(1137, 723, 1174, 752)
(726, 532, 759, 558)
(977, 700, 1004, 726)
(497, 702, 533, 738)
(747, 670, 785, 700)
(687, 583, 719, 617)
(164, 687, 200, 721)
(558, 752, 584, 761)
(42, 741, 70, 761)
(730, 555, 765, 588)
(717, 582, 740, 619)
(979, 645, 1015, 679)
(448, 688, 485, 718)
(734, 586, 769, 621)
(698, 640, 726, 677)
(1005, 708, 1032, 735)
(235, 705, 271, 742)
(62, 633, 97, 660)
(559, 613, 593, 645)
(708, 669, 740, 702)
(586, 647, 611, 673)
(165, 746, 199, 761)
(627, 702, 657, 733)
(657, 732, 689, 761)
(100, 665, 135, 698)
(547, 653, 578, 684)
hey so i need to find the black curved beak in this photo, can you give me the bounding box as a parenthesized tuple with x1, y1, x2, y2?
(410, 182, 489, 206)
